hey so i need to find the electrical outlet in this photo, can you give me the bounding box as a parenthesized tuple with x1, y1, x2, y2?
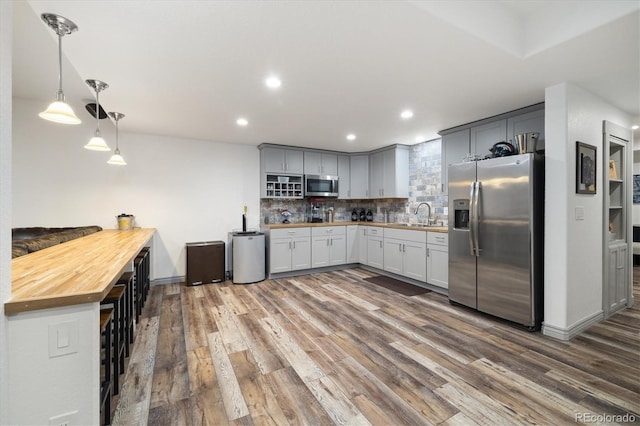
(49, 410, 77, 426)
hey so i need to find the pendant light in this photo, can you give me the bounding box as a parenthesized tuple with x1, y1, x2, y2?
(84, 79, 111, 151)
(38, 14, 81, 125)
(107, 112, 126, 165)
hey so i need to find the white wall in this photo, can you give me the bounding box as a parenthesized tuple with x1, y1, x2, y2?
(12, 97, 261, 281)
(0, 1, 12, 423)
(544, 82, 632, 339)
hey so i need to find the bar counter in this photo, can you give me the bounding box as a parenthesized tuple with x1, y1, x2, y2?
(6, 228, 155, 315)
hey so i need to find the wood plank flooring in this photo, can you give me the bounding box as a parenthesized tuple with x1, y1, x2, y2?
(112, 268, 640, 425)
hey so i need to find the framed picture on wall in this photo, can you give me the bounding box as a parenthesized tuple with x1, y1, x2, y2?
(576, 141, 597, 194)
(633, 175, 640, 204)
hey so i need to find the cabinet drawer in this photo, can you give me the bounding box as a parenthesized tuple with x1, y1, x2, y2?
(312, 226, 346, 237)
(366, 226, 384, 237)
(271, 227, 311, 239)
(427, 232, 448, 246)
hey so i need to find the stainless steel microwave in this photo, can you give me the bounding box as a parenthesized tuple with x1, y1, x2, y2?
(304, 175, 339, 197)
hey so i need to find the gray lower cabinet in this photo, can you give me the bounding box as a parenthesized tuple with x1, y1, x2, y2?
(606, 241, 628, 315)
(357, 226, 368, 264)
(311, 226, 346, 268)
(268, 228, 311, 273)
(366, 226, 384, 269)
(267, 226, 448, 288)
(383, 228, 427, 282)
(346, 225, 358, 263)
(427, 232, 448, 288)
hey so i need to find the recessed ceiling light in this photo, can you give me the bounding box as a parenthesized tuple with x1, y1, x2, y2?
(236, 118, 248, 126)
(265, 76, 282, 89)
(401, 110, 414, 119)
(415, 135, 424, 143)
(346, 134, 356, 141)
(632, 125, 639, 130)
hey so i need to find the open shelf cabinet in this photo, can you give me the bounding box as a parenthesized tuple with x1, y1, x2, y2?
(602, 120, 633, 318)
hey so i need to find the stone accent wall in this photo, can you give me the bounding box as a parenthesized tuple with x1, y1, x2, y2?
(408, 139, 448, 222)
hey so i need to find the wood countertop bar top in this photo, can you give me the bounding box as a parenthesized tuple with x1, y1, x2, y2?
(6, 228, 156, 315)
(262, 222, 448, 233)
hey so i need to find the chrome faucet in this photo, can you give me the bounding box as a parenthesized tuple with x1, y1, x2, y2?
(414, 202, 432, 224)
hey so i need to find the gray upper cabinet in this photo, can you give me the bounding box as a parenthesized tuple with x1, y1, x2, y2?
(262, 147, 304, 174)
(337, 155, 351, 199)
(507, 109, 545, 150)
(350, 155, 369, 199)
(369, 151, 385, 198)
(304, 152, 338, 175)
(369, 146, 409, 198)
(440, 104, 545, 195)
(470, 119, 507, 158)
(441, 129, 470, 195)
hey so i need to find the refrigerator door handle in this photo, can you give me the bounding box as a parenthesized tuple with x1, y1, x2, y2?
(469, 181, 476, 256)
(472, 181, 481, 256)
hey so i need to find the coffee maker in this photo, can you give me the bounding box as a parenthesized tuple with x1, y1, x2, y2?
(308, 199, 324, 223)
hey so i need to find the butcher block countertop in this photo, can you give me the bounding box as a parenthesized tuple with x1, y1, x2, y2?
(6, 228, 155, 315)
(263, 222, 448, 233)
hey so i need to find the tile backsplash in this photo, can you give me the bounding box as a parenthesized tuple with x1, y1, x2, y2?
(260, 138, 447, 225)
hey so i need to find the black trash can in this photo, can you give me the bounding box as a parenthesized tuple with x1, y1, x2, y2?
(185, 240, 225, 286)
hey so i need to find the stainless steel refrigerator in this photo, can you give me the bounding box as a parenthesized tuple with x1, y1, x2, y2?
(448, 153, 544, 329)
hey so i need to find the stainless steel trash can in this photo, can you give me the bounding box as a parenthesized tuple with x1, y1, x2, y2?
(232, 232, 265, 284)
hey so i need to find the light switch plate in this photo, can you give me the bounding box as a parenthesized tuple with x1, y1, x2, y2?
(48, 321, 78, 358)
(575, 206, 585, 221)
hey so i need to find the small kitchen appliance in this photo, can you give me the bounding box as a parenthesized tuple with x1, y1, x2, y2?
(304, 175, 339, 197)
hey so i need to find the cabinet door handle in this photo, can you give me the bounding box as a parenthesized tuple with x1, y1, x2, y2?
(426, 247, 430, 257)
(379, 241, 382, 249)
(398, 243, 402, 252)
(403, 244, 406, 253)
(293, 241, 296, 249)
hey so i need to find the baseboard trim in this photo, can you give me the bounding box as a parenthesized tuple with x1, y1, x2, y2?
(151, 276, 184, 286)
(268, 264, 356, 280)
(542, 310, 604, 341)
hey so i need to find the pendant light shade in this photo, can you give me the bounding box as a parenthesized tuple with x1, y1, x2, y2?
(38, 14, 81, 125)
(107, 112, 127, 165)
(84, 79, 111, 151)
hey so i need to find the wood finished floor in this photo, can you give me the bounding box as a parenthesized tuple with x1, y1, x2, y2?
(112, 268, 640, 425)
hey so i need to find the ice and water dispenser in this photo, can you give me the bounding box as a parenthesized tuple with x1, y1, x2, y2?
(453, 199, 469, 229)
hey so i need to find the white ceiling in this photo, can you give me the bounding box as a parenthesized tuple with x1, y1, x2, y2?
(12, 0, 640, 152)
